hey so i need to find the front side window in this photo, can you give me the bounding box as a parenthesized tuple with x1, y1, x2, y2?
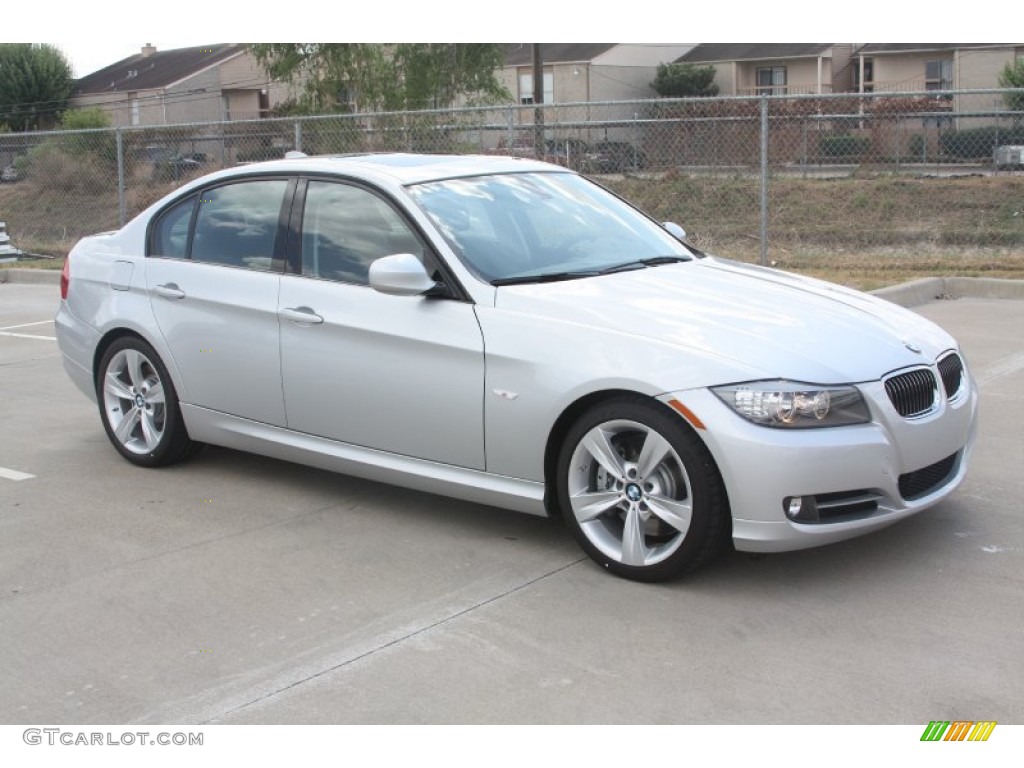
(300, 180, 427, 285)
(191, 180, 288, 270)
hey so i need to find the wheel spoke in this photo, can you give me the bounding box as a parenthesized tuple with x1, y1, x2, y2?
(570, 490, 623, 523)
(621, 505, 648, 566)
(139, 410, 161, 450)
(646, 496, 692, 535)
(145, 381, 165, 406)
(581, 427, 626, 481)
(113, 406, 141, 444)
(636, 429, 672, 479)
(125, 349, 146, 389)
(104, 373, 134, 401)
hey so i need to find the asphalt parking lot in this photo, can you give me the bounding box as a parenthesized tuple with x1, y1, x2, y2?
(1, 279, 1022, 725)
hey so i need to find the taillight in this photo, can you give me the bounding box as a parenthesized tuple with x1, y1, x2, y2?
(60, 256, 70, 300)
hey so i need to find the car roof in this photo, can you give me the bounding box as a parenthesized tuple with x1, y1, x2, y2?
(228, 153, 567, 186)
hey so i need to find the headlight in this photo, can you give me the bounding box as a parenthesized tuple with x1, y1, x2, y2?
(711, 381, 870, 428)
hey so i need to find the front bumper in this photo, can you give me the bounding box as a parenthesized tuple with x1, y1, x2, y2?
(662, 373, 978, 553)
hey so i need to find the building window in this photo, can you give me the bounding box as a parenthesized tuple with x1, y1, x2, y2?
(855, 58, 874, 93)
(755, 66, 787, 95)
(519, 71, 553, 104)
(925, 59, 953, 94)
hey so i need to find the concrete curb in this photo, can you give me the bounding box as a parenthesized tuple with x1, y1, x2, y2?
(2, 266, 1022, 306)
(0, 268, 61, 285)
(872, 276, 1024, 308)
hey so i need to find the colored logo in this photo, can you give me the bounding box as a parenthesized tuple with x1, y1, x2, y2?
(921, 721, 996, 742)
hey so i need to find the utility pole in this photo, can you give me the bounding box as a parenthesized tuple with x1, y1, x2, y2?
(532, 44, 545, 158)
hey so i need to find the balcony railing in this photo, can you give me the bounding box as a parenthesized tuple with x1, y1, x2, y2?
(737, 84, 835, 96)
(736, 80, 967, 97)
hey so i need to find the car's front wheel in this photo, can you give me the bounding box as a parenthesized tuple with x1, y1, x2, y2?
(556, 397, 729, 581)
(96, 337, 198, 467)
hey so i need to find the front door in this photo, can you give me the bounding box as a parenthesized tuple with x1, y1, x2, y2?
(278, 179, 485, 469)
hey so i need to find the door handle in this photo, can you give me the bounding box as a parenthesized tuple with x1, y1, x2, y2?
(154, 283, 186, 300)
(280, 306, 324, 325)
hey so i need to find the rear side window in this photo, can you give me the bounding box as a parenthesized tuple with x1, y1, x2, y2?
(191, 180, 288, 270)
(150, 195, 195, 259)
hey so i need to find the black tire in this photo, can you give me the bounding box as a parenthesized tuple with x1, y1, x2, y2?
(555, 396, 729, 581)
(95, 336, 200, 467)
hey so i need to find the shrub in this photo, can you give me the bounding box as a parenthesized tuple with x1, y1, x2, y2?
(998, 59, 1024, 113)
(819, 134, 871, 158)
(908, 134, 927, 159)
(17, 143, 108, 193)
(939, 126, 1024, 159)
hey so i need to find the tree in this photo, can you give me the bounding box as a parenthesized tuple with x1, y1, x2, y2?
(251, 44, 510, 114)
(651, 63, 720, 98)
(0, 44, 73, 131)
(998, 58, 1024, 115)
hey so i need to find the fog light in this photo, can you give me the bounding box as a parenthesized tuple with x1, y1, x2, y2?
(784, 495, 819, 522)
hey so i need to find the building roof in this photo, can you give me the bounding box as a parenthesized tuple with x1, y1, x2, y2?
(503, 43, 618, 67)
(677, 44, 835, 64)
(857, 43, 1018, 55)
(74, 44, 243, 95)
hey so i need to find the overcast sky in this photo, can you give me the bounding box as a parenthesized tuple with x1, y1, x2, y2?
(57, 41, 206, 79)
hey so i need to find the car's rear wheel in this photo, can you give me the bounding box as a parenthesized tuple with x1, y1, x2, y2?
(96, 337, 198, 467)
(556, 397, 729, 581)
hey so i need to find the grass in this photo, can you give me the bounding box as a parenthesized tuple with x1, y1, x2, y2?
(2, 171, 1022, 291)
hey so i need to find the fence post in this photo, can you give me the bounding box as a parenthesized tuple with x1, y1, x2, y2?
(760, 94, 769, 267)
(116, 128, 126, 227)
(800, 118, 808, 178)
(895, 114, 901, 169)
(506, 106, 515, 153)
(294, 121, 303, 153)
(633, 112, 639, 170)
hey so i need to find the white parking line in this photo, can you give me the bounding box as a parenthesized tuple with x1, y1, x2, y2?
(977, 351, 1024, 385)
(0, 331, 57, 341)
(0, 319, 57, 341)
(0, 467, 35, 481)
(0, 320, 54, 331)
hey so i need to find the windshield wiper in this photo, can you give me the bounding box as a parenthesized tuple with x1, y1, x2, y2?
(596, 255, 691, 274)
(491, 256, 691, 286)
(491, 270, 601, 286)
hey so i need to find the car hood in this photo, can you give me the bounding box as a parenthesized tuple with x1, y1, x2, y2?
(493, 257, 956, 384)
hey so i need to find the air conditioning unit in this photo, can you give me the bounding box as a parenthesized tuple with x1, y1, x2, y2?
(993, 144, 1024, 168)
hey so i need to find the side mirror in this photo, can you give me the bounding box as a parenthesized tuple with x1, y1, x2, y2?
(369, 253, 439, 297)
(663, 222, 687, 241)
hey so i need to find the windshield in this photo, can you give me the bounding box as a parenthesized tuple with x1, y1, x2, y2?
(406, 172, 692, 284)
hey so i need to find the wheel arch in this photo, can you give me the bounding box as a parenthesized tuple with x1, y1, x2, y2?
(92, 327, 183, 399)
(542, 388, 722, 517)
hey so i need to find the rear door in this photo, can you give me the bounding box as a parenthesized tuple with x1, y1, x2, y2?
(146, 178, 291, 425)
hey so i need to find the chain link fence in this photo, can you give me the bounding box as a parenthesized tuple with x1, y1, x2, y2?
(1, 89, 1022, 278)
